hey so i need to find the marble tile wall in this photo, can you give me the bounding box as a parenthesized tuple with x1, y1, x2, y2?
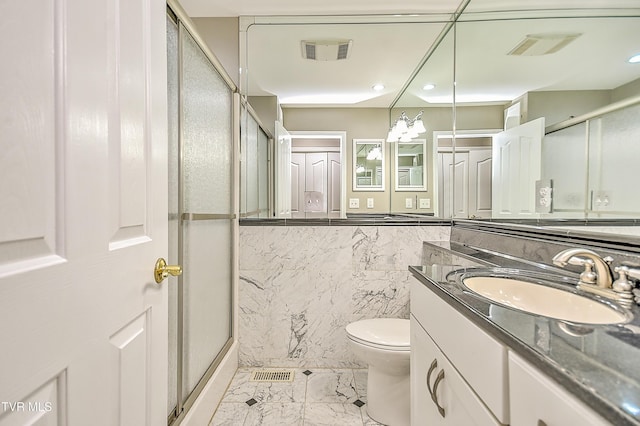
(238, 225, 450, 368)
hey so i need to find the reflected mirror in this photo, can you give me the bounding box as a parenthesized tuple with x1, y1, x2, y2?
(393, 5, 640, 231)
(395, 140, 427, 191)
(353, 139, 385, 191)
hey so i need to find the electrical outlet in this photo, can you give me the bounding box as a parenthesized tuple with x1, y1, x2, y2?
(367, 198, 374, 208)
(419, 198, 431, 209)
(349, 198, 360, 209)
(405, 198, 413, 209)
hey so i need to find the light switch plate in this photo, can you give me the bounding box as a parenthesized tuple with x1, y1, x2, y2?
(419, 198, 431, 209)
(349, 198, 360, 209)
(367, 198, 374, 208)
(405, 198, 413, 209)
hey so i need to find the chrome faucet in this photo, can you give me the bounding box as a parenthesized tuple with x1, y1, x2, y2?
(552, 248, 613, 288)
(552, 248, 633, 307)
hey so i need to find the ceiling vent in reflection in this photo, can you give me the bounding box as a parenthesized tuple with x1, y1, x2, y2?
(508, 33, 582, 56)
(301, 40, 352, 61)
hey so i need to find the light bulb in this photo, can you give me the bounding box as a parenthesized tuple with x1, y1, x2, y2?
(395, 119, 408, 133)
(413, 119, 426, 133)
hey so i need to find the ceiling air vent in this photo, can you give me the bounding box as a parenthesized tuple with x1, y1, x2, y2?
(508, 33, 582, 56)
(301, 40, 352, 61)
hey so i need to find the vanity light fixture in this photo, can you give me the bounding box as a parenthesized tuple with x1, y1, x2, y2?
(628, 53, 640, 64)
(366, 145, 383, 161)
(386, 110, 426, 142)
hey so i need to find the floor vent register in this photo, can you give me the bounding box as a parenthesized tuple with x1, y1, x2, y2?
(249, 369, 295, 382)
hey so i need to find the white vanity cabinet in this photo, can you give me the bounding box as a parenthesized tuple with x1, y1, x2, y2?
(411, 315, 501, 425)
(509, 352, 610, 426)
(410, 279, 509, 425)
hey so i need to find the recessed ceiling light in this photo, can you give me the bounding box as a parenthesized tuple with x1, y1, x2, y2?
(423, 83, 436, 91)
(629, 53, 640, 63)
(373, 84, 385, 91)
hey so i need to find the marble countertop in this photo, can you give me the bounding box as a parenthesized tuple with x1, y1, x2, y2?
(410, 241, 640, 426)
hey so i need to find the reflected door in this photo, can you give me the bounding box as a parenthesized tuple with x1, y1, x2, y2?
(291, 152, 341, 219)
(492, 118, 544, 219)
(439, 152, 469, 218)
(469, 150, 493, 219)
(439, 149, 492, 219)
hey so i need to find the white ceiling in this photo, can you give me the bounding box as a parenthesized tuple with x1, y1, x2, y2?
(178, 0, 640, 108)
(179, 0, 462, 18)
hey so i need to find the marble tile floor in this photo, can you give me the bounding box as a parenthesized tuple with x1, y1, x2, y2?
(209, 368, 385, 426)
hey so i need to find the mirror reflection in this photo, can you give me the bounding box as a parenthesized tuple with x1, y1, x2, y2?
(353, 139, 385, 191)
(238, 4, 640, 232)
(395, 140, 426, 191)
(394, 9, 640, 226)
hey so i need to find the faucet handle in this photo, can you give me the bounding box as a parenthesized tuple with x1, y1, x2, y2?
(569, 257, 597, 285)
(613, 265, 634, 292)
(618, 262, 640, 281)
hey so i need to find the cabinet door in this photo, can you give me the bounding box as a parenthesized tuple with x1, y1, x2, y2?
(411, 316, 500, 426)
(509, 352, 610, 426)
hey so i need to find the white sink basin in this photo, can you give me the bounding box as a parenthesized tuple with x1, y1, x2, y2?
(462, 276, 629, 324)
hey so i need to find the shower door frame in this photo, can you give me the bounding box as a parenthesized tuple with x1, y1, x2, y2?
(167, 1, 238, 424)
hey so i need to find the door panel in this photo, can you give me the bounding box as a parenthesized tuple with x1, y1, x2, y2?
(0, 1, 168, 425)
(291, 153, 305, 218)
(328, 153, 341, 218)
(305, 153, 328, 218)
(453, 154, 469, 218)
(0, 1, 60, 273)
(275, 122, 292, 218)
(469, 150, 493, 218)
(492, 118, 544, 218)
(109, 312, 149, 426)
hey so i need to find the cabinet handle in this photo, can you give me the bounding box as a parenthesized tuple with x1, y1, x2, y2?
(426, 359, 438, 399)
(432, 369, 446, 418)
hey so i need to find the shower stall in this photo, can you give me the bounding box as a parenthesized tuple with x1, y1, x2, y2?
(167, 3, 236, 424)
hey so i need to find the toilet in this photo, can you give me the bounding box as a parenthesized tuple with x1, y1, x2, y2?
(346, 318, 410, 426)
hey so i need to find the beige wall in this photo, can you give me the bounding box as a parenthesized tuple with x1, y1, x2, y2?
(612, 77, 640, 103)
(247, 96, 280, 137)
(192, 17, 240, 86)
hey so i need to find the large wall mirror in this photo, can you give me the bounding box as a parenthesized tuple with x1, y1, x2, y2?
(393, 4, 640, 235)
(236, 1, 640, 233)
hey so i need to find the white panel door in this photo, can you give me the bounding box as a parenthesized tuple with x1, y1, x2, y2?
(492, 118, 545, 219)
(438, 152, 469, 219)
(469, 149, 493, 219)
(305, 153, 328, 219)
(328, 152, 342, 218)
(291, 153, 305, 218)
(0, 1, 168, 425)
(275, 121, 292, 218)
(453, 154, 469, 219)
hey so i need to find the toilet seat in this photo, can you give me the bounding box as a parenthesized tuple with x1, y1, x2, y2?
(346, 318, 410, 351)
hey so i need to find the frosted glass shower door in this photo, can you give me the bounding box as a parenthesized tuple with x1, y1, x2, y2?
(180, 24, 234, 403)
(167, 15, 234, 422)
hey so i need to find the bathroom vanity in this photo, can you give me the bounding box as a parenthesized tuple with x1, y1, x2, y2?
(410, 237, 640, 426)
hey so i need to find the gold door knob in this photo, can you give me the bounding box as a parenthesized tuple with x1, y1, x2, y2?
(154, 258, 182, 283)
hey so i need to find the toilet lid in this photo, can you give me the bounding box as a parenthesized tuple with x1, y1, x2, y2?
(346, 318, 410, 349)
